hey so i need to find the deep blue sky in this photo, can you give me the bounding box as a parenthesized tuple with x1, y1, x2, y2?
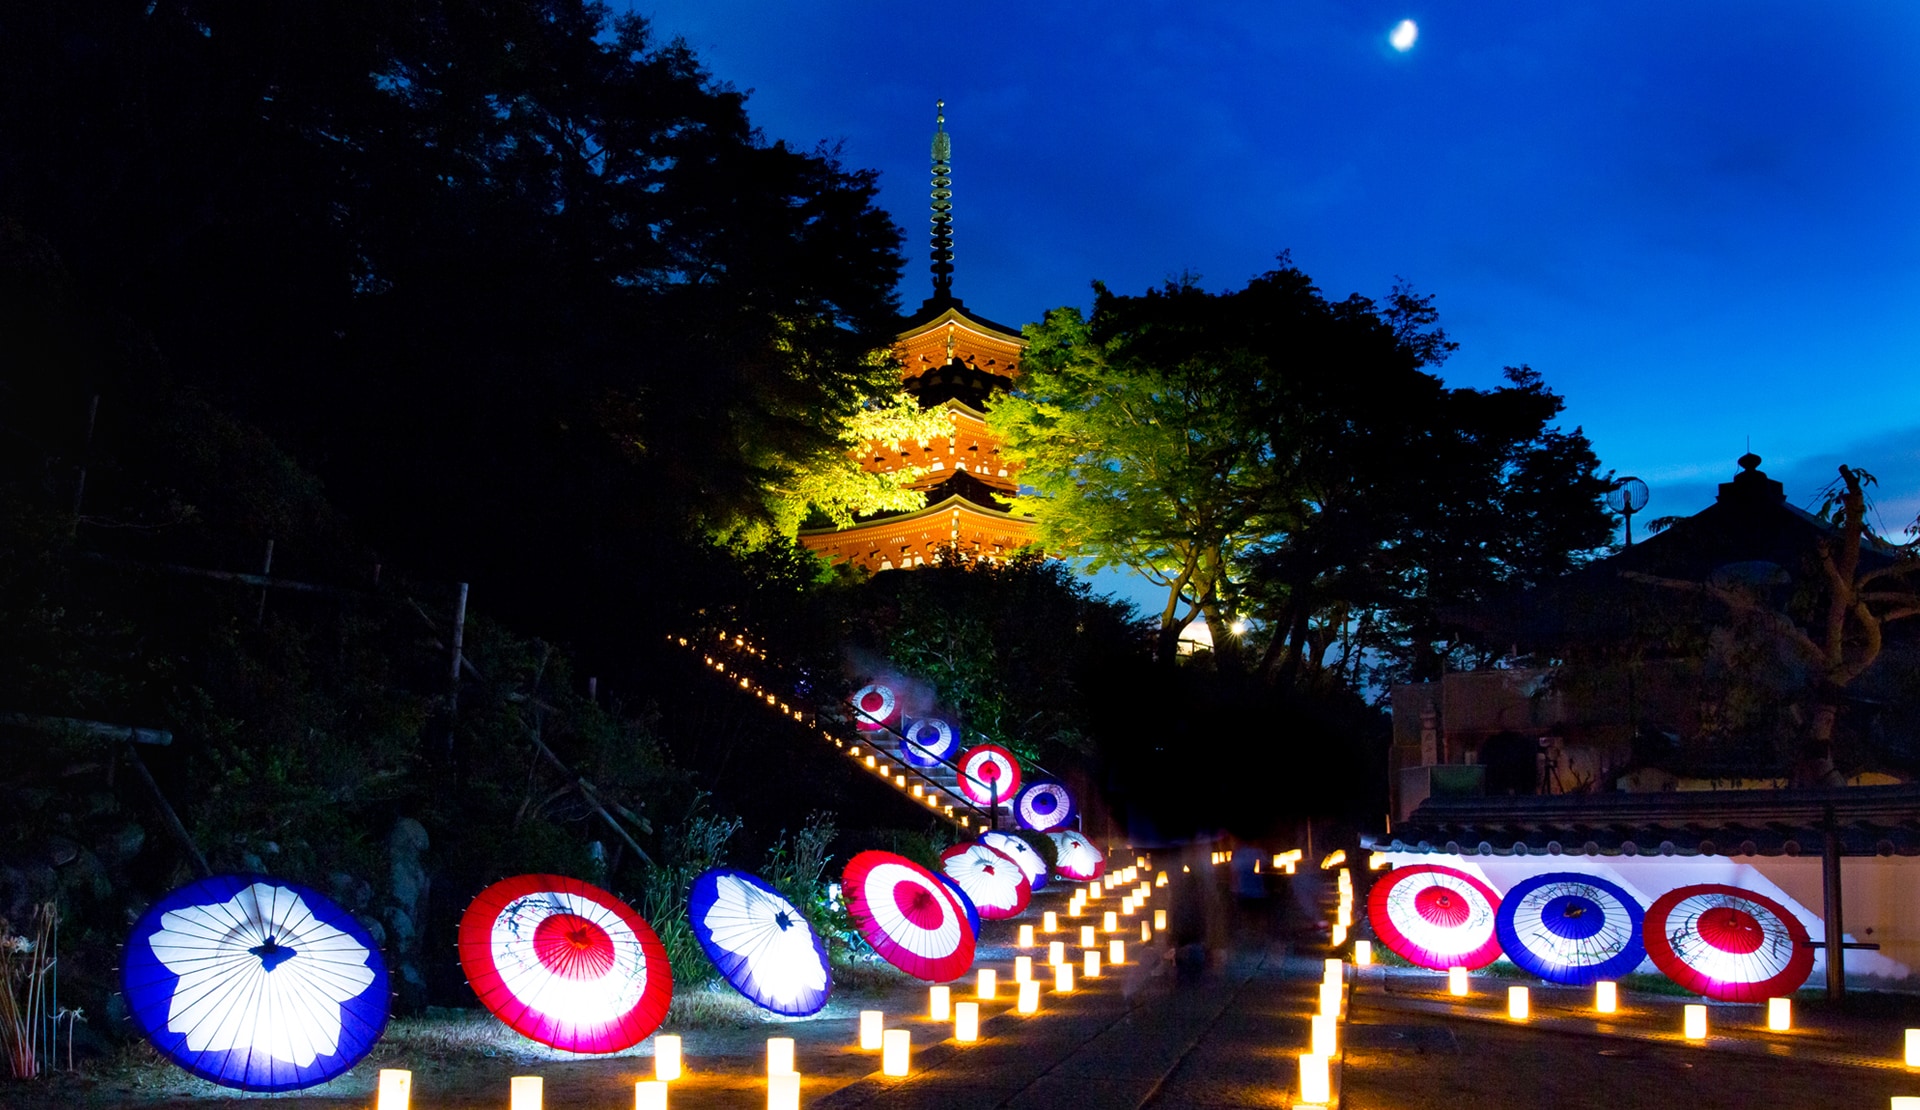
(630, 1, 1920, 556)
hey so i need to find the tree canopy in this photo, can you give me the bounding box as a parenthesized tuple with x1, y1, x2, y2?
(991, 261, 1615, 683)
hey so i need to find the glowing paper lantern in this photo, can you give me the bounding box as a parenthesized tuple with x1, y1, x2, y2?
(1015, 956, 1033, 982)
(882, 1029, 910, 1076)
(1893, 1100, 1920, 1110)
(1109, 939, 1125, 965)
(378, 1069, 411, 1110)
(121, 875, 389, 1092)
(977, 968, 997, 1000)
(851, 683, 898, 731)
(1324, 958, 1344, 981)
(1055, 963, 1074, 993)
(929, 986, 950, 1021)
(766, 1037, 794, 1075)
(900, 716, 958, 766)
(1154, 909, 1167, 930)
(1768, 997, 1791, 1031)
(859, 1010, 882, 1050)
(511, 1077, 542, 1110)
(1157, 872, 1168, 887)
(940, 842, 1032, 920)
(955, 1002, 979, 1042)
(842, 852, 974, 982)
(634, 1079, 667, 1110)
(1448, 967, 1468, 996)
(1319, 980, 1342, 1017)
(1684, 1003, 1708, 1040)
(1018, 980, 1040, 1014)
(957, 745, 1022, 806)
(981, 831, 1050, 891)
(1084, 950, 1101, 978)
(1081, 925, 1096, 947)
(1298, 1054, 1331, 1105)
(688, 869, 830, 1017)
(458, 875, 670, 1054)
(1494, 872, 1645, 986)
(1355, 940, 1372, 966)
(1507, 986, 1530, 1021)
(1367, 864, 1503, 971)
(1140, 921, 1151, 942)
(1018, 925, 1035, 948)
(1049, 831, 1106, 881)
(1644, 884, 1815, 1003)
(1015, 780, 1076, 832)
(1044, 912, 1059, 933)
(1311, 1013, 1336, 1056)
(654, 1035, 682, 1080)
(1905, 1028, 1920, 1066)
(1050, 941, 1066, 966)
(767, 1073, 799, 1110)
(1104, 910, 1119, 933)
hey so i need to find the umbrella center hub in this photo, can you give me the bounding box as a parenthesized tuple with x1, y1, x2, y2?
(1540, 894, 1608, 941)
(893, 883, 947, 930)
(532, 912, 617, 978)
(774, 910, 794, 931)
(1696, 905, 1765, 955)
(248, 936, 297, 972)
(1412, 886, 1472, 929)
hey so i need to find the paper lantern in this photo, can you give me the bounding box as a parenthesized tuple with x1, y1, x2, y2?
(1157, 872, 1168, 887)
(1324, 958, 1343, 981)
(1154, 909, 1167, 930)
(1684, 1004, 1708, 1040)
(1507, 986, 1530, 1021)
(1319, 980, 1341, 1017)
(929, 986, 950, 1021)
(378, 1069, 411, 1110)
(881, 1030, 910, 1076)
(859, 1010, 882, 1050)
(1595, 982, 1617, 1014)
(1084, 950, 1101, 978)
(1044, 912, 1058, 933)
(654, 1035, 682, 1081)
(1103, 911, 1119, 933)
(767, 1073, 799, 1110)
(1055, 963, 1074, 993)
(1311, 1013, 1337, 1056)
(766, 1037, 794, 1075)
(955, 1002, 979, 1042)
(1018, 925, 1035, 948)
(1081, 925, 1096, 947)
(1354, 941, 1372, 966)
(1448, 967, 1468, 996)
(977, 968, 997, 1000)
(1018, 980, 1040, 1014)
(1049, 941, 1066, 966)
(1109, 940, 1125, 966)
(634, 1079, 667, 1110)
(511, 1077, 543, 1110)
(1906, 1028, 1920, 1066)
(1768, 997, 1791, 1031)
(1141, 921, 1151, 942)
(1015, 956, 1033, 982)
(1298, 1054, 1331, 1105)
(1088, 883, 1102, 900)
(1331, 923, 1348, 947)
(1892, 1100, 1920, 1110)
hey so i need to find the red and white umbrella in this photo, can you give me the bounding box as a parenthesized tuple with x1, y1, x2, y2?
(1048, 830, 1106, 881)
(1367, 864, 1503, 970)
(457, 875, 671, 1053)
(850, 683, 899, 731)
(939, 843, 1032, 920)
(979, 831, 1049, 891)
(957, 744, 1021, 806)
(1643, 883, 1814, 1002)
(842, 851, 975, 982)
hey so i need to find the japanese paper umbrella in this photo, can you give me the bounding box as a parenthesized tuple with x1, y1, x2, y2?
(940, 842, 1033, 920)
(121, 874, 388, 1092)
(1643, 883, 1814, 1002)
(687, 869, 831, 1017)
(957, 744, 1021, 806)
(900, 716, 960, 767)
(980, 830, 1050, 891)
(1367, 864, 1503, 970)
(842, 850, 975, 981)
(458, 874, 671, 1052)
(1015, 779, 1075, 833)
(936, 872, 983, 939)
(1494, 872, 1646, 985)
(1048, 830, 1107, 881)
(851, 683, 899, 731)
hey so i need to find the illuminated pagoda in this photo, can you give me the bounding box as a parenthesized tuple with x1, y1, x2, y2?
(798, 102, 1039, 572)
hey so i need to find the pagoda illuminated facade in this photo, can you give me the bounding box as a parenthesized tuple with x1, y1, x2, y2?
(798, 103, 1039, 571)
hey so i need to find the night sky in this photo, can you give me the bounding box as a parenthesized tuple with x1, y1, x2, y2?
(630, 1, 1920, 569)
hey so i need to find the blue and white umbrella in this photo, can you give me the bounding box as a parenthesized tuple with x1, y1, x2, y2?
(687, 869, 830, 1017)
(1494, 872, 1646, 985)
(935, 871, 982, 940)
(122, 874, 388, 1092)
(899, 717, 959, 767)
(980, 831, 1049, 891)
(1015, 780, 1075, 832)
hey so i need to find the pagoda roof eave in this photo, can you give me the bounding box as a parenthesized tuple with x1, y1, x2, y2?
(896, 298, 1025, 343)
(796, 492, 1033, 539)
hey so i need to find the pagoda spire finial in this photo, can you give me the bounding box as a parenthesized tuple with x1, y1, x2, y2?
(929, 99, 954, 299)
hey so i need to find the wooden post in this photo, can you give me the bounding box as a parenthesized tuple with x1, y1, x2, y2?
(446, 583, 468, 757)
(255, 539, 274, 625)
(1823, 807, 1845, 1001)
